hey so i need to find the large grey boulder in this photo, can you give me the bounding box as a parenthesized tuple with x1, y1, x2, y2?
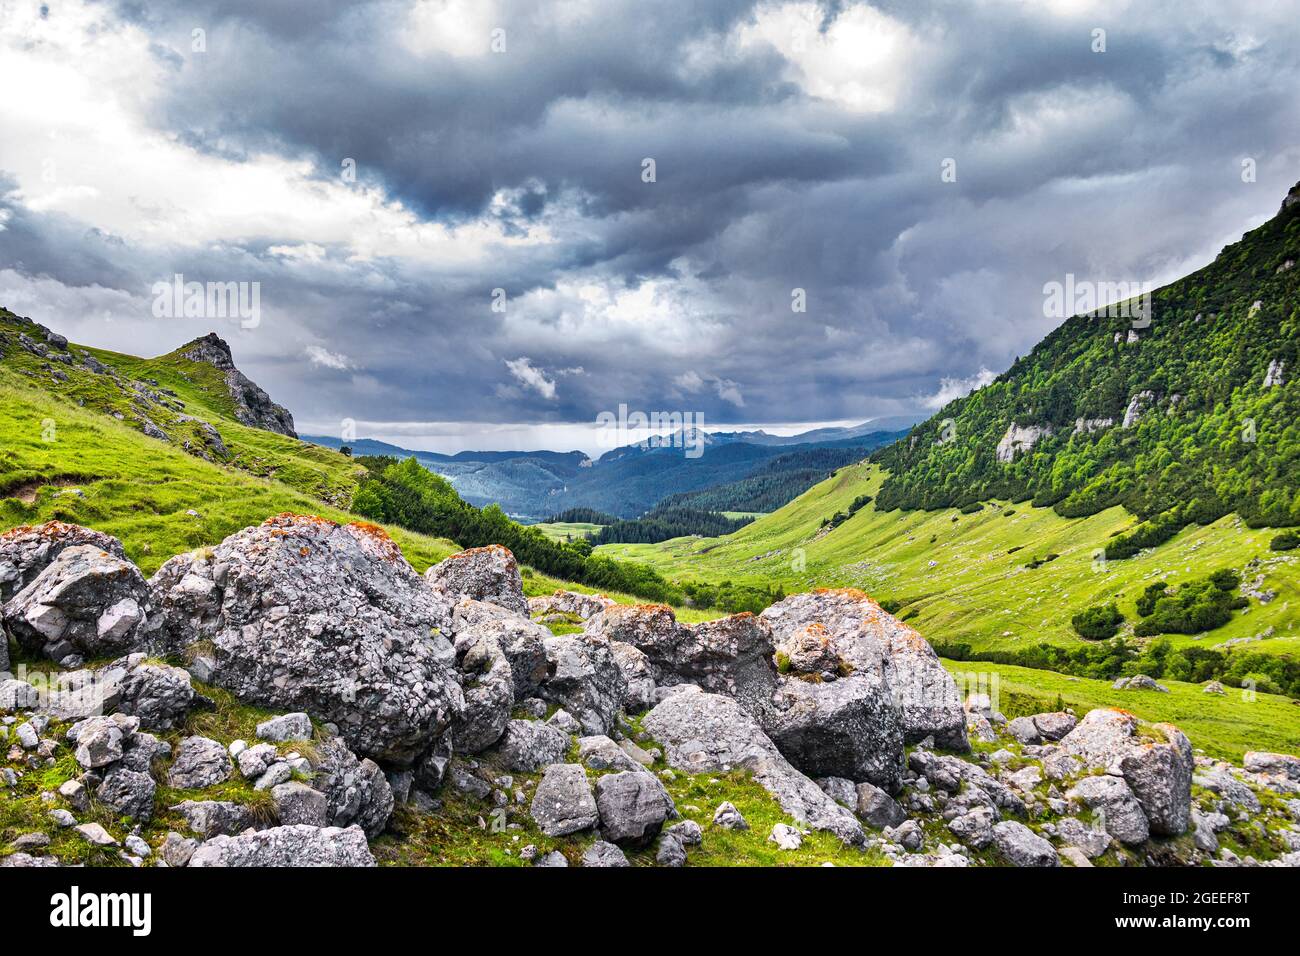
(101, 654, 194, 731)
(856, 781, 907, 829)
(595, 770, 675, 848)
(187, 824, 375, 867)
(171, 800, 258, 838)
(95, 767, 156, 821)
(948, 806, 996, 849)
(0, 521, 127, 603)
(489, 719, 570, 773)
(581, 840, 630, 867)
(4, 545, 152, 663)
(540, 632, 626, 736)
(1055, 817, 1112, 858)
(1067, 775, 1150, 845)
(1244, 752, 1300, 782)
(425, 545, 528, 616)
(530, 763, 600, 837)
(584, 603, 681, 661)
(760, 589, 968, 751)
(577, 735, 643, 772)
(1120, 726, 1193, 836)
(992, 821, 1058, 867)
(643, 690, 864, 846)
(762, 673, 904, 790)
(271, 782, 328, 827)
(1060, 709, 1192, 836)
(148, 516, 463, 765)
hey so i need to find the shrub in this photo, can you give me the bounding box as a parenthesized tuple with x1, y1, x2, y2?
(1271, 531, 1299, 552)
(1072, 603, 1124, 640)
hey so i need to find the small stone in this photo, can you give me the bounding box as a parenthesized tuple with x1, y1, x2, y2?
(581, 840, 630, 867)
(124, 835, 151, 858)
(769, 823, 803, 850)
(253, 762, 293, 791)
(48, 809, 77, 827)
(656, 832, 688, 866)
(713, 801, 749, 830)
(74, 822, 119, 846)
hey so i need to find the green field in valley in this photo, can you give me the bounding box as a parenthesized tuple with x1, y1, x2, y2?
(598, 461, 1299, 660)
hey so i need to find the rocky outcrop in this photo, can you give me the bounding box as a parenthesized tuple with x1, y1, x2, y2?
(1059, 709, 1192, 836)
(179, 333, 296, 437)
(643, 689, 864, 846)
(760, 589, 968, 751)
(1121, 390, 1157, 429)
(764, 674, 904, 790)
(4, 544, 153, 666)
(0, 521, 127, 603)
(148, 515, 463, 765)
(995, 423, 1051, 463)
(425, 545, 528, 616)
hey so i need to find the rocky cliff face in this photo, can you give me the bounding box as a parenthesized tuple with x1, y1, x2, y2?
(179, 333, 297, 437)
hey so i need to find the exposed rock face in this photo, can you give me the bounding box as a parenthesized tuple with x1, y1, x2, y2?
(763, 674, 904, 790)
(643, 690, 864, 846)
(1244, 751, 1300, 782)
(179, 333, 296, 437)
(992, 821, 1058, 867)
(4, 545, 153, 664)
(308, 737, 395, 838)
(0, 521, 127, 603)
(996, 422, 1052, 463)
(1072, 417, 1114, 435)
(188, 824, 375, 867)
(1122, 390, 1157, 428)
(539, 632, 626, 736)
(780, 623, 844, 675)
(760, 589, 968, 751)
(585, 603, 682, 662)
(1263, 358, 1285, 387)
(425, 545, 528, 616)
(450, 635, 514, 754)
(1067, 775, 1150, 845)
(148, 515, 463, 765)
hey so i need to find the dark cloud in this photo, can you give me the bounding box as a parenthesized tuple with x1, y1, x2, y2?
(5, 0, 1300, 444)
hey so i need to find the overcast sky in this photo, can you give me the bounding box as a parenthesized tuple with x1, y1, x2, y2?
(1, 0, 1298, 453)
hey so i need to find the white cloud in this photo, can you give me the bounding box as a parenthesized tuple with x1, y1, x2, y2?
(731, 2, 918, 113)
(921, 367, 997, 410)
(673, 370, 704, 391)
(505, 356, 558, 400)
(305, 345, 352, 370)
(713, 378, 745, 408)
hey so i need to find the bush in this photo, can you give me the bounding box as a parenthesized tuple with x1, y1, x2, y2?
(1271, 531, 1300, 552)
(1133, 568, 1246, 636)
(1072, 603, 1124, 640)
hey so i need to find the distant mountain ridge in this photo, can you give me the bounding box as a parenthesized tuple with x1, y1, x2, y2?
(306, 423, 909, 519)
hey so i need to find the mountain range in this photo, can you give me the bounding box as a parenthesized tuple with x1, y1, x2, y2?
(305, 419, 915, 520)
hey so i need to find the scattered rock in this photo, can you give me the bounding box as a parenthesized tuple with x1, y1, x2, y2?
(581, 840, 630, 867)
(188, 824, 376, 867)
(530, 763, 600, 837)
(167, 735, 233, 789)
(256, 712, 313, 743)
(769, 823, 803, 850)
(992, 821, 1057, 867)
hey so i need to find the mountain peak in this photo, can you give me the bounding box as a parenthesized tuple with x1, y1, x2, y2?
(176, 332, 237, 371)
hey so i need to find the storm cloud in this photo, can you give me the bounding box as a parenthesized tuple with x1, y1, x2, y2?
(1, 0, 1298, 451)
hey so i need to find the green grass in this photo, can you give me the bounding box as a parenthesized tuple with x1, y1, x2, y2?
(940, 658, 1300, 762)
(599, 461, 1300, 660)
(0, 371, 458, 575)
(530, 520, 603, 542)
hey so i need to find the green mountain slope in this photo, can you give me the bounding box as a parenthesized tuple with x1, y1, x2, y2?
(599, 461, 1299, 688)
(875, 183, 1300, 529)
(0, 311, 366, 508)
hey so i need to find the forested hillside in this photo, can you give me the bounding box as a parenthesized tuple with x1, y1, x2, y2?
(874, 184, 1300, 530)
